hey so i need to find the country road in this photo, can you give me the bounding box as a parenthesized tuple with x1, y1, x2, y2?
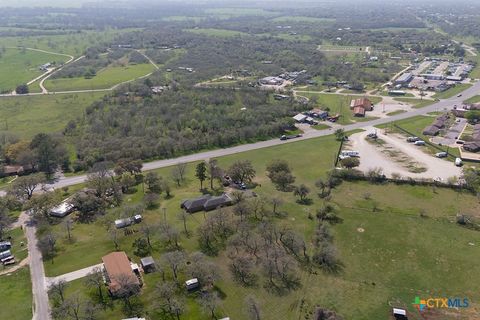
(33, 80, 480, 192)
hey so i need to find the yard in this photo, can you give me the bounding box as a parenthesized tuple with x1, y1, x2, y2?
(44, 63, 155, 91)
(298, 92, 382, 124)
(0, 92, 106, 138)
(0, 267, 33, 320)
(463, 95, 480, 104)
(42, 132, 480, 319)
(0, 48, 69, 92)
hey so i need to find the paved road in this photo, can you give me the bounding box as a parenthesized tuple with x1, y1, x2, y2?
(46, 263, 103, 285)
(36, 80, 480, 191)
(24, 215, 50, 320)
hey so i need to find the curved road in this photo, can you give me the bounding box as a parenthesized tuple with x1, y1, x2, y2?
(44, 80, 480, 191)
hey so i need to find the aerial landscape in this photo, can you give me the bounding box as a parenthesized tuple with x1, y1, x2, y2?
(0, 0, 480, 319)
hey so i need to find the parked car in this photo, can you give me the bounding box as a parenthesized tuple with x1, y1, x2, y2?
(435, 152, 448, 158)
(414, 140, 426, 146)
(457, 94, 462, 97)
(456, 140, 465, 145)
(455, 158, 463, 167)
(407, 136, 420, 143)
(367, 132, 377, 139)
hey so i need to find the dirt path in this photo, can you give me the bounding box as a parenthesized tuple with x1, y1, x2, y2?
(0, 257, 29, 276)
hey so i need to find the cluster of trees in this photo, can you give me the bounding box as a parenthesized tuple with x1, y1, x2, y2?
(69, 88, 298, 167)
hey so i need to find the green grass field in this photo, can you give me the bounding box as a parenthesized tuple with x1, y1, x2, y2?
(463, 95, 480, 104)
(185, 28, 250, 38)
(42, 130, 480, 319)
(432, 83, 473, 99)
(0, 48, 69, 92)
(0, 92, 105, 138)
(0, 29, 139, 56)
(299, 92, 382, 124)
(44, 63, 154, 91)
(0, 268, 33, 320)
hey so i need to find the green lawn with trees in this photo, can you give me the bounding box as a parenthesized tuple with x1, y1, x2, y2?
(30, 132, 480, 320)
(0, 48, 69, 93)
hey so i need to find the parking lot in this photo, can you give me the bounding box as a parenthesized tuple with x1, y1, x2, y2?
(431, 118, 468, 146)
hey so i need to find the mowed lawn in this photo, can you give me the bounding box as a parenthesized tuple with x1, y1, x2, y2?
(43, 132, 480, 319)
(44, 63, 154, 91)
(432, 83, 473, 99)
(299, 92, 382, 124)
(0, 92, 105, 138)
(0, 267, 33, 320)
(0, 48, 68, 92)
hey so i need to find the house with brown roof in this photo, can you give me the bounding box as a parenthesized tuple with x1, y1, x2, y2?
(350, 98, 373, 111)
(353, 106, 366, 117)
(102, 252, 141, 296)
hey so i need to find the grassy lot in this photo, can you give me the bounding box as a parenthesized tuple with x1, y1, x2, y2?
(41, 129, 480, 319)
(270, 16, 335, 24)
(432, 83, 473, 100)
(299, 92, 382, 124)
(44, 63, 154, 91)
(463, 95, 480, 104)
(393, 98, 436, 109)
(0, 267, 33, 320)
(311, 123, 331, 130)
(0, 48, 69, 92)
(0, 92, 106, 138)
(0, 29, 139, 56)
(184, 28, 250, 38)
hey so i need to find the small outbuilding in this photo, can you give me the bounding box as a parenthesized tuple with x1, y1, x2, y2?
(293, 113, 308, 123)
(464, 142, 480, 152)
(50, 202, 75, 218)
(140, 256, 156, 273)
(185, 278, 200, 291)
(353, 106, 366, 117)
(393, 308, 408, 319)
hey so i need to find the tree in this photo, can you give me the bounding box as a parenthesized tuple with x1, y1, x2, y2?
(228, 160, 256, 184)
(266, 160, 295, 191)
(30, 133, 66, 176)
(71, 192, 105, 222)
(49, 279, 68, 304)
(293, 184, 311, 204)
(38, 233, 57, 263)
(0, 203, 12, 241)
(199, 291, 221, 319)
(84, 267, 105, 303)
(113, 273, 141, 313)
(143, 192, 159, 209)
(133, 237, 151, 257)
(465, 110, 480, 124)
(178, 210, 190, 237)
(9, 173, 46, 200)
(162, 250, 185, 282)
(144, 172, 162, 193)
(312, 242, 341, 272)
(270, 197, 284, 216)
(159, 223, 180, 249)
(188, 251, 221, 287)
(119, 173, 136, 193)
(230, 254, 256, 286)
(156, 282, 185, 320)
(114, 159, 143, 175)
(195, 162, 207, 189)
(24, 191, 60, 221)
(207, 159, 222, 190)
(15, 84, 29, 94)
(244, 295, 262, 320)
(64, 216, 73, 242)
(171, 162, 187, 186)
(334, 128, 345, 141)
(341, 157, 360, 169)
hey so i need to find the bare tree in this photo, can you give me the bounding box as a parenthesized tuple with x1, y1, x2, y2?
(140, 223, 155, 248)
(49, 279, 68, 304)
(64, 216, 73, 242)
(113, 273, 141, 313)
(171, 162, 187, 186)
(162, 250, 185, 283)
(207, 159, 222, 190)
(159, 223, 180, 249)
(229, 254, 256, 286)
(108, 227, 120, 251)
(156, 281, 185, 320)
(270, 197, 284, 216)
(38, 233, 57, 263)
(84, 267, 105, 302)
(199, 291, 221, 319)
(177, 211, 190, 237)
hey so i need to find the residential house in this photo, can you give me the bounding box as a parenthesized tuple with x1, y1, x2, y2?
(353, 106, 366, 117)
(306, 108, 328, 120)
(102, 252, 141, 296)
(204, 194, 233, 211)
(181, 195, 211, 213)
(464, 142, 480, 152)
(293, 113, 308, 123)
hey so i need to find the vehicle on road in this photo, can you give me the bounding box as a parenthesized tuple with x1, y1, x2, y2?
(457, 94, 462, 97)
(435, 152, 448, 158)
(414, 140, 426, 146)
(280, 134, 302, 141)
(455, 158, 463, 166)
(407, 136, 420, 143)
(367, 132, 378, 139)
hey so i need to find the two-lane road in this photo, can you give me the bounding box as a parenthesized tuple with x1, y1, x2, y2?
(42, 81, 480, 191)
